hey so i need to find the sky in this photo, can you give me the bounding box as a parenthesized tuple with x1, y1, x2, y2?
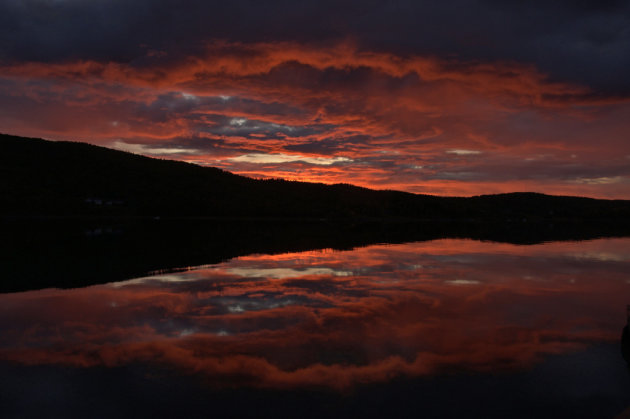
(1, 0, 629, 198)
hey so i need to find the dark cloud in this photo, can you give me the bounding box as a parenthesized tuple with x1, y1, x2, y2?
(1, 0, 629, 92)
(199, 115, 333, 139)
(285, 135, 377, 154)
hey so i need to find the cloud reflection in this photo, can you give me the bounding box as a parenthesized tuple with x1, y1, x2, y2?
(0, 239, 629, 389)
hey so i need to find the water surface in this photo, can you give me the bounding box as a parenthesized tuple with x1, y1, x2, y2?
(2, 238, 630, 417)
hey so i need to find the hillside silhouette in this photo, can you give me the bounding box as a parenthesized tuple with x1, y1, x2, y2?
(2, 133, 630, 220)
(3, 133, 630, 291)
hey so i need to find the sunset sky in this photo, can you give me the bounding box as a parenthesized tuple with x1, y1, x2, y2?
(1, 1, 629, 197)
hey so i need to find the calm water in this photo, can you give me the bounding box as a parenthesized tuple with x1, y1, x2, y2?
(2, 238, 630, 418)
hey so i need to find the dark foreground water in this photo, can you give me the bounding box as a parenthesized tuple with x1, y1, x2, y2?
(2, 238, 630, 418)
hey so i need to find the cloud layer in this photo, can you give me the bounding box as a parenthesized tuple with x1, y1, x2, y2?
(1, 1, 629, 197)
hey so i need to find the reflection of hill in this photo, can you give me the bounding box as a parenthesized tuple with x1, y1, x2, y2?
(623, 306, 630, 368)
(1, 217, 630, 292)
(623, 326, 629, 365)
(2, 133, 630, 220)
(3, 133, 630, 291)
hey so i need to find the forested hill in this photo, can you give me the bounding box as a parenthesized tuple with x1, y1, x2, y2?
(2, 133, 629, 220)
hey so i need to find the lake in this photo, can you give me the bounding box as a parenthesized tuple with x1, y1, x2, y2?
(1, 237, 629, 418)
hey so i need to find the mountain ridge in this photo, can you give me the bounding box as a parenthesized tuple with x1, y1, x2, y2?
(2, 133, 629, 219)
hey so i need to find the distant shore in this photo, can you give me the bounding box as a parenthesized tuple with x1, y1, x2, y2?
(2, 216, 630, 293)
(2, 133, 630, 220)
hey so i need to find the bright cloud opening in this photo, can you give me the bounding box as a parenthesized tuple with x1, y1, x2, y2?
(227, 153, 352, 166)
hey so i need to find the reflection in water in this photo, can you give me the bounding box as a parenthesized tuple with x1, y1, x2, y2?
(623, 305, 630, 370)
(1, 239, 630, 391)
